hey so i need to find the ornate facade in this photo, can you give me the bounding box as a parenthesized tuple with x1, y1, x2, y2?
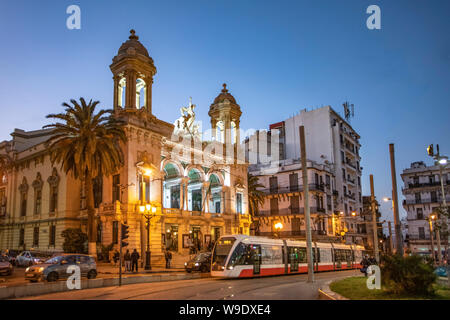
(0, 30, 250, 267)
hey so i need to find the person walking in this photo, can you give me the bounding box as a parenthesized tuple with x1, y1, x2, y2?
(131, 249, 140, 273)
(164, 249, 170, 269)
(113, 250, 120, 266)
(124, 249, 131, 272)
(167, 250, 172, 269)
(360, 255, 370, 276)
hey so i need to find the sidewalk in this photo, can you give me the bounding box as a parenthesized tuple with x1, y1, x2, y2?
(97, 262, 185, 276)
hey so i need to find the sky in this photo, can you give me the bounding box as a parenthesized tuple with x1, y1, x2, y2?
(0, 0, 449, 233)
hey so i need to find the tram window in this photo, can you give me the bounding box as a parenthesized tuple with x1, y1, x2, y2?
(261, 245, 283, 265)
(288, 247, 307, 263)
(228, 243, 252, 266)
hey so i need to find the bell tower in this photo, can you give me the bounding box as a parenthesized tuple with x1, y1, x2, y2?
(110, 29, 156, 114)
(209, 83, 242, 145)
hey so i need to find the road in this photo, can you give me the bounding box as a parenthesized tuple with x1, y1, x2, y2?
(20, 270, 360, 300)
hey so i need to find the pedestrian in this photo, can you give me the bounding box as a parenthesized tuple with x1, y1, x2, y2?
(360, 255, 370, 276)
(124, 249, 131, 272)
(113, 250, 120, 266)
(131, 249, 140, 273)
(164, 249, 171, 269)
(167, 250, 172, 269)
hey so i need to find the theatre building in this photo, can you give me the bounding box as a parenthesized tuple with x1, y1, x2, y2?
(0, 30, 250, 267)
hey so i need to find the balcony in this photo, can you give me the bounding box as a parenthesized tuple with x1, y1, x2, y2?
(406, 182, 442, 189)
(256, 206, 328, 216)
(261, 183, 326, 195)
(257, 230, 328, 237)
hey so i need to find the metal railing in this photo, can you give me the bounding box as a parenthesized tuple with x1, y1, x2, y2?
(262, 183, 326, 195)
(256, 206, 327, 216)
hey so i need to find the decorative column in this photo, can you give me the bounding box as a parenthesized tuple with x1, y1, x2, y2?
(179, 179, 185, 211)
(211, 119, 217, 140)
(113, 76, 119, 109)
(145, 76, 153, 114)
(202, 182, 210, 213)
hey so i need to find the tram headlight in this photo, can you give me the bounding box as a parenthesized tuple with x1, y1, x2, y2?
(194, 263, 199, 267)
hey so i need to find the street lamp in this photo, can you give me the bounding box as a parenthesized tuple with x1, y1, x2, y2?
(274, 222, 283, 238)
(139, 203, 157, 270)
(428, 214, 437, 265)
(427, 144, 449, 270)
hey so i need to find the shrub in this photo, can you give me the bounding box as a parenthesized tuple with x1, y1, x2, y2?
(61, 228, 88, 254)
(381, 254, 436, 296)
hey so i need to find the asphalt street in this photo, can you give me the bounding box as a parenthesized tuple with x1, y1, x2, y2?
(20, 269, 360, 300)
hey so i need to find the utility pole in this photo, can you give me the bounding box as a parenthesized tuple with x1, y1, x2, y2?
(388, 221, 393, 254)
(300, 126, 314, 283)
(426, 143, 449, 284)
(389, 144, 404, 256)
(429, 217, 436, 265)
(370, 174, 380, 263)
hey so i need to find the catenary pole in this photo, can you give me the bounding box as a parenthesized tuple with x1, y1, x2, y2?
(389, 144, 404, 256)
(370, 175, 380, 263)
(300, 126, 314, 283)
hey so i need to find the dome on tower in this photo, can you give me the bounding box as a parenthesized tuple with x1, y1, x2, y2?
(213, 83, 237, 104)
(117, 29, 150, 58)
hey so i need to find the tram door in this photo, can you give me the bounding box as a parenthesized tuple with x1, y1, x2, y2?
(252, 245, 261, 275)
(290, 247, 299, 272)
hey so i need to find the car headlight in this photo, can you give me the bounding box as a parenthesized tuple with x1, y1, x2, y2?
(184, 262, 187, 266)
(194, 263, 199, 267)
(227, 266, 234, 270)
(38, 267, 44, 272)
(25, 267, 30, 272)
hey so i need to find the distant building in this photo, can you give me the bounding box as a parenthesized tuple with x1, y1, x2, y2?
(245, 106, 364, 245)
(401, 161, 450, 256)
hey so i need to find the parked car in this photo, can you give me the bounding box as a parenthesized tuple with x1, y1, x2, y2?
(0, 256, 13, 276)
(184, 252, 211, 273)
(15, 251, 50, 267)
(25, 254, 97, 282)
(435, 266, 448, 277)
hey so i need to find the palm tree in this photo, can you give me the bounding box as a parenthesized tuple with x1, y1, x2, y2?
(44, 98, 127, 256)
(247, 172, 265, 235)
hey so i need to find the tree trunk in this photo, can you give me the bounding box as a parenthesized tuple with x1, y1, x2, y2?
(85, 173, 97, 257)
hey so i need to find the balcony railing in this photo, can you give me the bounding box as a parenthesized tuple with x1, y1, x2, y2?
(256, 206, 327, 216)
(261, 183, 326, 195)
(256, 230, 328, 237)
(406, 182, 443, 189)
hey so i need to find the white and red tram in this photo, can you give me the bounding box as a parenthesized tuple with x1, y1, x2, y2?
(211, 235, 365, 278)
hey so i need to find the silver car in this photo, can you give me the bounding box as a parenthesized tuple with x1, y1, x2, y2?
(25, 254, 97, 282)
(15, 251, 48, 267)
(0, 256, 13, 276)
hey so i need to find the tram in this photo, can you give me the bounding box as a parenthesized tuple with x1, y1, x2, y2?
(211, 235, 365, 278)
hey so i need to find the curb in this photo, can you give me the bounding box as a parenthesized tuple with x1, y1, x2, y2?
(0, 273, 206, 300)
(318, 280, 349, 300)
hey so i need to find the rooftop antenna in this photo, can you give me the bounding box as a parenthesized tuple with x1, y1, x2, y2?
(343, 101, 355, 122)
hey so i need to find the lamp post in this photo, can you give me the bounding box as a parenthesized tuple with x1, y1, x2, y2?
(427, 145, 449, 274)
(139, 203, 157, 270)
(274, 222, 283, 239)
(428, 214, 437, 265)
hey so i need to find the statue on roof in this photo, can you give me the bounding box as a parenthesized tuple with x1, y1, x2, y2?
(174, 97, 200, 138)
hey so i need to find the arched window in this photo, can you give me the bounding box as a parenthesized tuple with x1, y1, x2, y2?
(47, 168, 60, 213)
(32, 173, 43, 216)
(18, 177, 28, 217)
(118, 77, 126, 107)
(136, 78, 147, 109)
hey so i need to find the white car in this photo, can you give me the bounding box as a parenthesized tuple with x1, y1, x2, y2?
(15, 251, 47, 267)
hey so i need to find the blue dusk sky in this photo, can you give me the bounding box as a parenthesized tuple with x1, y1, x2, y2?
(0, 0, 449, 232)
